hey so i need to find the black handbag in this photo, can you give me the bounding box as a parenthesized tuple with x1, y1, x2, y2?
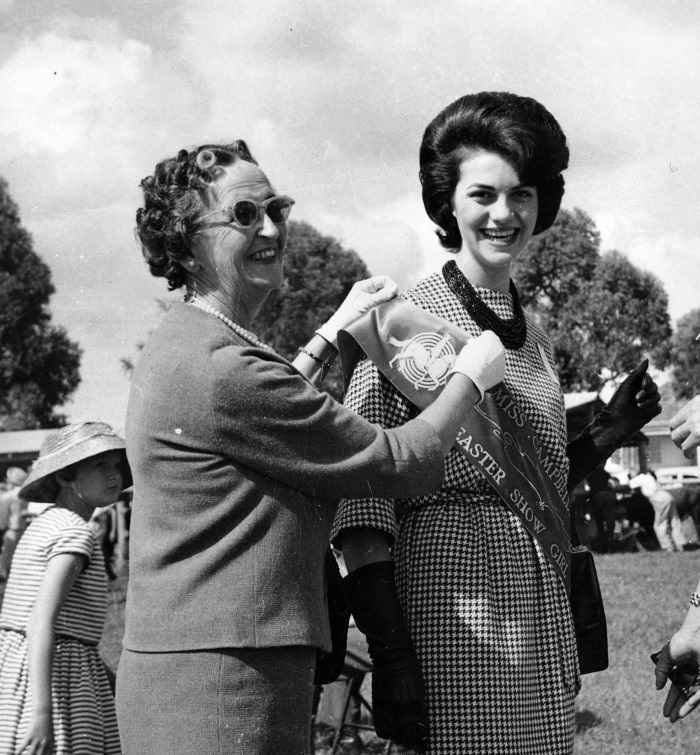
(569, 521, 608, 674)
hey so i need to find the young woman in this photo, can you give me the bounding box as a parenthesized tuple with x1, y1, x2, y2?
(332, 92, 661, 754)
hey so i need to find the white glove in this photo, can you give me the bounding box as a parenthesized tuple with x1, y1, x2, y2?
(316, 276, 399, 346)
(448, 330, 506, 400)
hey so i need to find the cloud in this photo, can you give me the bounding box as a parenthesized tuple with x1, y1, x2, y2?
(0, 29, 208, 212)
(0, 34, 153, 157)
(171, 0, 700, 299)
(593, 210, 700, 322)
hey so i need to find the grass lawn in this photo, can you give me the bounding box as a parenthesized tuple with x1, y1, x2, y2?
(573, 550, 700, 754)
(94, 551, 700, 752)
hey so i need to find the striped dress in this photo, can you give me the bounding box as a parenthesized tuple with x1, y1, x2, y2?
(0, 506, 120, 754)
(332, 271, 579, 755)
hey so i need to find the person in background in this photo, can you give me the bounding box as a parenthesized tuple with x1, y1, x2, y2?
(117, 139, 507, 755)
(0, 423, 129, 754)
(629, 471, 686, 552)
(655, 394, 700, 720)
(90, 503, 118, 580)
(0, 466, 28, 581)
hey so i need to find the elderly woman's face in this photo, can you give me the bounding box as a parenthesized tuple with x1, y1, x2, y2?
(452, 150, 537, 273)
(194, 160, 288, 298)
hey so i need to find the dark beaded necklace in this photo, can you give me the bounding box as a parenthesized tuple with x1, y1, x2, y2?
(442, 260, 527, 350)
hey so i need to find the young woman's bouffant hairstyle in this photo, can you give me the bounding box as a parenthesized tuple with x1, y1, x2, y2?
(419, 92, 569, 251)
(136, 140, 257, 290)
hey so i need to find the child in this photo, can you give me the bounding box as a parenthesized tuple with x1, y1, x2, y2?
(0, 422, 130, 754)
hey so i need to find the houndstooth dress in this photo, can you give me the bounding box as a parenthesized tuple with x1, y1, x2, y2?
(332, 270, 579, 755)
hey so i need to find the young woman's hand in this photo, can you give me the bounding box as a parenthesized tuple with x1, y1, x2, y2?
(18, 710, 54, 754)
(603, 359, 661, 441)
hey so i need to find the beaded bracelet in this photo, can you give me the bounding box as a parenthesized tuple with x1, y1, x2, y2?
(297, 346, 333, 372)
(690, 592, 700, 608)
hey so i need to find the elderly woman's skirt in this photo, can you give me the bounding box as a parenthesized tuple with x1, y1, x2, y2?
(116, 646, 316, 755)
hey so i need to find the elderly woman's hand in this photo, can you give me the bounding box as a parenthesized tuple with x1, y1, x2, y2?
(316, 276, 399, 346)
(669, 396, 700, 459)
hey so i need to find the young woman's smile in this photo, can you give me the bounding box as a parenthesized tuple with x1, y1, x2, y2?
(452, 149, 538, 289)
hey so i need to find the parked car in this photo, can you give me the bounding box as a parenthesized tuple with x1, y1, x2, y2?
(655, 466, 700, 490)
(653, 468, 700, 543)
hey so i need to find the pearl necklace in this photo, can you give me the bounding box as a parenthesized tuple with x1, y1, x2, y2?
(186, 295, 273, 351)
(442, 260, 527, 350)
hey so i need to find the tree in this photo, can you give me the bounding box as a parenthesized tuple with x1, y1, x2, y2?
(0, 178, 81, 430)
(255, 220, 370, 399)
(513, 208, 671, 392)
(549, 251, 671, 390)
(670, 309, 700, 400)
(513, 207, 600, 315)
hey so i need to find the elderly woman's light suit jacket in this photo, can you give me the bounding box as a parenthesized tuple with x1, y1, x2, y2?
(123, 302, 443, 653)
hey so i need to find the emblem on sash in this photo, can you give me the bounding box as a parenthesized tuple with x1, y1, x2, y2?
(387, 332, 456, 390)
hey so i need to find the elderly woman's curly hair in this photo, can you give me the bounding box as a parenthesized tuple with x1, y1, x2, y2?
(136, 140, 257, 290)
(419, 92, 569, 251)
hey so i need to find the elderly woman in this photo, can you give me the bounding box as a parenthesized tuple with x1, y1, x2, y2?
(331, 92, 661, 754)
(115, 140, 507, 755)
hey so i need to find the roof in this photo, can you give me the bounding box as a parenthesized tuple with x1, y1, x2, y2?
(0, 429, 52, 456)
(564, 392, 600, 410)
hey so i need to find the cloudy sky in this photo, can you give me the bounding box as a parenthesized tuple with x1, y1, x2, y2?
(2, 0, 699, 430)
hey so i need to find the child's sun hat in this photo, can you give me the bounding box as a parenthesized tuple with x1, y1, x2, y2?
(19, 422, 132, 503)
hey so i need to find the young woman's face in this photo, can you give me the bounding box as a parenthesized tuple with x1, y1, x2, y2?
(194, 160, 289, 301)
(452, 150, 538, 274)
(72, 450, 124, 508)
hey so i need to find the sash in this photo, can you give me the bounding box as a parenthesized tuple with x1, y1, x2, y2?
(338, 297, 573, 589)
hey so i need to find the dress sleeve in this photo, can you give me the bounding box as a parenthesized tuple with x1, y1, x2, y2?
(45, 516, 95, 563)
(331, 356, 422, 545)
(210, 346, 443, 502)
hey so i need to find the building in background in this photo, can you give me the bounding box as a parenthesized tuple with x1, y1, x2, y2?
(0, 430, 51, 482)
